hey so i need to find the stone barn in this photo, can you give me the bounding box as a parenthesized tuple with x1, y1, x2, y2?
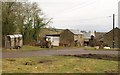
(59, 29, 84, 47)
(102, 27, 120, 48)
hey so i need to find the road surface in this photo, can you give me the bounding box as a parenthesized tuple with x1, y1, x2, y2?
(2, 48, 119, 58)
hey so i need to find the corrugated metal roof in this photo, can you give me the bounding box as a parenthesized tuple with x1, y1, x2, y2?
(69, 29, 83, 35)
(82, 31, 96, 39)
(7, 34, 22, 38)
(14, 34, 22, 38)
(7, 35, 14, 38)
(83, 32, 91, 38)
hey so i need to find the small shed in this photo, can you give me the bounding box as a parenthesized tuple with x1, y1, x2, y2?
(5, 34, 23, 49)
(46, 34, 60, 46)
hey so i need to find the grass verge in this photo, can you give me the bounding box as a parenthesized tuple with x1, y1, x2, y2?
(2, 56, 118, 73)
(2, 46, 83, 52)
(83, 46, 119, 51)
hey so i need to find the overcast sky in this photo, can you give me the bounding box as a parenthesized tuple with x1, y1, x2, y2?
(30, 0, 120, 32)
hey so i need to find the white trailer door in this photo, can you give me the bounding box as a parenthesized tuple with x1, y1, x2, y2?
(52, 37, 59, 46)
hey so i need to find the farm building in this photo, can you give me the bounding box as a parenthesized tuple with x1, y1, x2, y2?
(101, 27, 120, 48)
(59, 29, 84, 46)
(45, 29, 100, 47)
(39, 28, 62, 39)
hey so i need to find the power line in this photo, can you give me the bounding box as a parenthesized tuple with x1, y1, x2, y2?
(53, 0, 90, 13)
(54, 0, 99, 16)
(54, 0, 119, 18)
(54, 15, 116, 22)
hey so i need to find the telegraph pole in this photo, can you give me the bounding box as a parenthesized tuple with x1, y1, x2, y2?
(113, 14, 115, 48)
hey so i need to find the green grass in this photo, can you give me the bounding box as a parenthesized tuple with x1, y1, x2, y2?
(2, 56, 118, 73)
(2, 45, 65, 52)
(84, 47, 96, 50)
(2, 45, 119, 52)
(0, 59, 2, 74)
(2, 46, 83, 52)
(2, 45, 45, 52)
(21, 45, 45, 51)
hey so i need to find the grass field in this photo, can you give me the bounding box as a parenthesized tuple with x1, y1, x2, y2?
(2, 45, 119, 52)
(2, 45, 63, 52)
(2, 56, 118, 73)
(2, 45, 83, 52)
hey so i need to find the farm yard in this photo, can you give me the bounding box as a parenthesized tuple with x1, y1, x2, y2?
(2, 56, 118, 73)
(1, 0, 120, 74)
